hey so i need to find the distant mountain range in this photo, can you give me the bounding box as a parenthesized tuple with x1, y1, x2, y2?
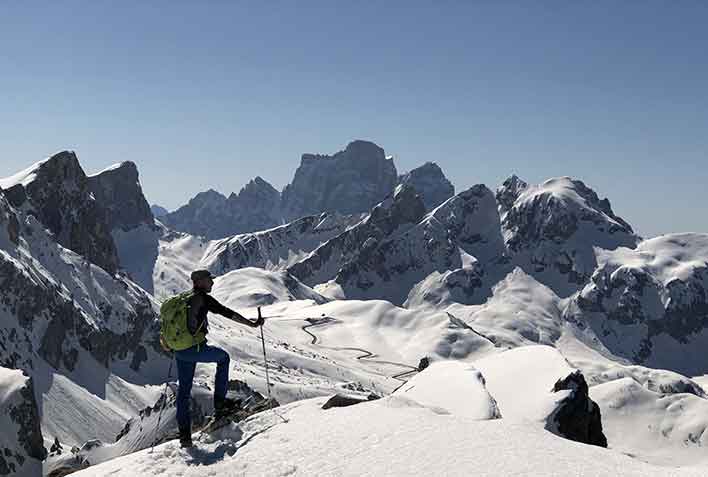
(1, 146, 707, 475)
(159, 140, 455, 240)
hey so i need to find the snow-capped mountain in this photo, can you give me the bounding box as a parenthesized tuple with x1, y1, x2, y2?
(498, 175, 639, 297)
(0, 183, 169, 469)
(398, 161, 455, 210)
(0, 151, 120, 274)
(281, 140, 398, 221)
(2, 151, 708, 476)
(88, 160, 162, 294)
(565, 233, 708, 376)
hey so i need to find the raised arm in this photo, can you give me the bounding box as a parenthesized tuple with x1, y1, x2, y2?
(206, 295, 263, 328)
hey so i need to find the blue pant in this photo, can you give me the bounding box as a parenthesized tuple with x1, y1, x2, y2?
(175, 342, 230, 430)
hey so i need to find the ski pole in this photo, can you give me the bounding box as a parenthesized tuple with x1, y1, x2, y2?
(151, 356, 173, 453)
(257, 308, 288, 424)
(258, 306, 272, 402)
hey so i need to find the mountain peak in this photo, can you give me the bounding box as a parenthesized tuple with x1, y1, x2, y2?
(399, 162, 454, 210)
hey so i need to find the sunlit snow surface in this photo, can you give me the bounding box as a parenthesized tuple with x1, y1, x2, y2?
(78, 362, 708, 477)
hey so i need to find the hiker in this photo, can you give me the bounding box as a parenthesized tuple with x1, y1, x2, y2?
(160, 269, 264, 448)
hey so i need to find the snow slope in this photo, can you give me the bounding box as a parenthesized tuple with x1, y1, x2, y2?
(78, 362, 708, 477)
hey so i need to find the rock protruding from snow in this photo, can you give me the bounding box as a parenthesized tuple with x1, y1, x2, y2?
(566, 233, 708, 376)
(500, 176, 638, 297)
(0, 368, 45, 477)
(281, 140, 398, 221)
(88, 161, 154, 232)
(394, 361, 501, 420)
(548, 370, 608, 448)
(495, 174, 528, 216)
(398, 162, 454, 210)
(162, 177, 282, 240)
(1, 151, 120, 273)
(473, 346, 576, 423)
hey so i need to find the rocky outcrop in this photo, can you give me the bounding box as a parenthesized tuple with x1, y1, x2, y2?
(495, 174, 528, 215)
(2, 151, 119, 274)
(0, 369, 46, 476)
(162, 177, 282, 240)
(398, 162, 454, 211)
(282, 140, 398, 221)
(548, 371, 607, 448)
(88, 162, 154, 232)
(322, 394, 376, 409)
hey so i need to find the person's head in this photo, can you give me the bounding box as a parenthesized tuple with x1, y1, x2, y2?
(190, 270, 215, 292)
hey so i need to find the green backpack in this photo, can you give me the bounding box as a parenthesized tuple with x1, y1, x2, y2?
(159, 291, 206, 351)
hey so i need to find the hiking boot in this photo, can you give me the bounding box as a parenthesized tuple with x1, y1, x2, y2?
(214, 397, 241, 418)
(178, 426, 193, 448)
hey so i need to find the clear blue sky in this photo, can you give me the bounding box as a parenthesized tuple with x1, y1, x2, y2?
(1, 2, 707, 237)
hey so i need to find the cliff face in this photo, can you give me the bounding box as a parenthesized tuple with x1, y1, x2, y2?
(281, 140, 398, 221)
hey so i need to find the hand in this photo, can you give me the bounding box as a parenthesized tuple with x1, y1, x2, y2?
(253, 316, 265, 328)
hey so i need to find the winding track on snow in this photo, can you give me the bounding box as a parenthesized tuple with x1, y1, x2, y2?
(300, 317, 419, 385)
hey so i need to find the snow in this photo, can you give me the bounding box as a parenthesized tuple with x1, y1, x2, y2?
(0, 156, 50, 189)
(591, 377, 708, 467)
(0, 366, 27, 405)
(88, 161, 129, 177)
(394, 361, 501, 419)
(79, 394, 708, 477)
(210, 267, 327, 308)
(473, 346, 575, 423)
(596, 233, 708, 287)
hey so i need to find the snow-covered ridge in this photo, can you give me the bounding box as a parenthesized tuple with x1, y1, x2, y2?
(0, 156, 52, 189)
(77, 350, 707, 476)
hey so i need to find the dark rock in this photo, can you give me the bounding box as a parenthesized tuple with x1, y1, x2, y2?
(163, 177, 282, 240)
(282, 140, 398, 221)
(495, 175, 528, 215)
(288, 184, 427, 295)
(548, 371, 607, 448)
(50, 437, 62, 455)
(5, 151, 119, 273)
(398, 162, 454, 210)
(322, 394, 370, 409)
(87, 161, 153, 231)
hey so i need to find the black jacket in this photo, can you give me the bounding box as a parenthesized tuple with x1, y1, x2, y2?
(186, 289, 237, 336)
